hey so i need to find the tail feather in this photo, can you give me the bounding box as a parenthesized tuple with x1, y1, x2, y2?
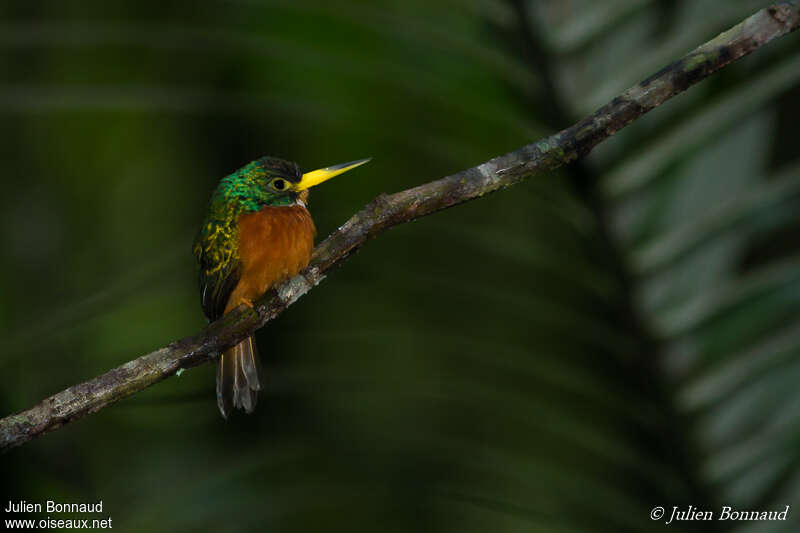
(216, 335, 261, 418)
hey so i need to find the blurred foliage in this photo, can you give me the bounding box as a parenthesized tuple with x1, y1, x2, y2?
(1, 0, 799, 532)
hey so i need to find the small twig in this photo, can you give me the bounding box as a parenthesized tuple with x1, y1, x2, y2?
(2, 2, 798, 453)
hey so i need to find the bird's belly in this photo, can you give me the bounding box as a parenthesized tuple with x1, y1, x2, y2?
(225, 205, 316, 312)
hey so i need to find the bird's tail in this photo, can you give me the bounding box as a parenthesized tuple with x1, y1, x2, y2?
(216, 335, 262, 418)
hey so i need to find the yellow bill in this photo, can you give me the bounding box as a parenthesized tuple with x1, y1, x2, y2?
(295, 158, 371, 191)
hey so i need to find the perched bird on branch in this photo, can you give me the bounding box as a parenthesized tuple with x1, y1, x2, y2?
(193, 156, 370, 418)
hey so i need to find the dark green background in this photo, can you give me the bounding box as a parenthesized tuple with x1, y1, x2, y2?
(2, 1, 800, 531)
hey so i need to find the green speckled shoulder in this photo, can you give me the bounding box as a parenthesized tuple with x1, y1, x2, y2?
(193, 157, 302, 320)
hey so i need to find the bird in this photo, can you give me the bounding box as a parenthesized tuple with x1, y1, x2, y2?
(193, 156, 370, 418)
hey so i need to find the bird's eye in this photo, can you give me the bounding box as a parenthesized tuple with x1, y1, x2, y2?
(270, 178, 288, 191)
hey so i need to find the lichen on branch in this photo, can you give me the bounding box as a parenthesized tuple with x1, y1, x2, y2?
(2, 1, 798, 454)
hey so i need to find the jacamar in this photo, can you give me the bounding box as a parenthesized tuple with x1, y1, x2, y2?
(193, 156, 370, 418)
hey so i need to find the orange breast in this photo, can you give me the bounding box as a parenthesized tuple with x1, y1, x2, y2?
(224, 205, 316, 313)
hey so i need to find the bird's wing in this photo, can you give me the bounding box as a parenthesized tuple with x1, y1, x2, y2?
(193, 223, 241, 321)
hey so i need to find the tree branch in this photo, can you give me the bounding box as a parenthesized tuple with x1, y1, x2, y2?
(2, 2, 798, 453)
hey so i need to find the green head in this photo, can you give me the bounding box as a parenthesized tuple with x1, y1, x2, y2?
(211, 156, 371, 213)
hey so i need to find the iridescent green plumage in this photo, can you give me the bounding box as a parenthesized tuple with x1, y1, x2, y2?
(192, 157, 303, 321)
(193, 155, 370, 418)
